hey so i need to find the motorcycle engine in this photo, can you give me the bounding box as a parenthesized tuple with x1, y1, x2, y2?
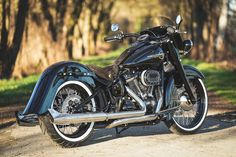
(117, 69, 162, 113)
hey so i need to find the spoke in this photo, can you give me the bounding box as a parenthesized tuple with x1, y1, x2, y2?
(53, 85, 94, 136)
(70, 126, 73, 134)
(186, 112, 188, 125)
(62, 125, 66, 134)
(66, 126, 69, 134)
(187, 112, 190, 125)
(58, 91, 64, 99)
(192, 108, 196, 118)
(182, 112, 185, 126)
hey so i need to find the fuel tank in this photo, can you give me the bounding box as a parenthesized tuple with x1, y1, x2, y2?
(116, 43, 164, 68)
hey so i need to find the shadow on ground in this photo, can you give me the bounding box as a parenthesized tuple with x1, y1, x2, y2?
(0, 110, 235, 157)
(82, 111, 236, 146)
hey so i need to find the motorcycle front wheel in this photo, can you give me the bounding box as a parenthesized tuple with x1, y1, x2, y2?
(39, 81, 96, 147)
(165, 78, 208, 134)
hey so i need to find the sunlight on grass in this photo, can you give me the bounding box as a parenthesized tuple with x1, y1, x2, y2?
(0, 75, 39, 105)
(183, 59, 236, 104)
(78, 47, 127, 67)
(0, 48, 236, 106)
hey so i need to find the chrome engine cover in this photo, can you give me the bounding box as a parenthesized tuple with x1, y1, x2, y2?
(140, 70, 161, 86)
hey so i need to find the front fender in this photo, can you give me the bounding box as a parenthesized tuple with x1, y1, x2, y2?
(164, 65, 205, 109)
(22, 61, 98, 116)
(183, 65, 205, 79)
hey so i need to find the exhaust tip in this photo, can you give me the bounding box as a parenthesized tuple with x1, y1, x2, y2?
(48, 109, 60, 123)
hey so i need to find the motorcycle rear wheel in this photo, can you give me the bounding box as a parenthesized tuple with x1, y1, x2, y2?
(39, 81, 96, 147)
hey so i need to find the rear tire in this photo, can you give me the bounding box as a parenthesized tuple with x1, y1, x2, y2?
(165, 78, 208, 135)
(39, 81, 96, 147)
(39, 115, 94, 147)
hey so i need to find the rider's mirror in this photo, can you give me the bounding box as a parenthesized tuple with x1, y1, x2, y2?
(111, 24, 119, 32)
(176, 15, 182, 25)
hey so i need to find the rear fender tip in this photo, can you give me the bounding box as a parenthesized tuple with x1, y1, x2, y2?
(15, 111, 38, 127)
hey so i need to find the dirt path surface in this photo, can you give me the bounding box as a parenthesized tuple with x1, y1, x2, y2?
(0, 91, 236, 157)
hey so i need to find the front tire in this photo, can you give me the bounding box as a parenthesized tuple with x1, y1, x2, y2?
(39, 81, 96, 147)
(165, 78, 208, 134)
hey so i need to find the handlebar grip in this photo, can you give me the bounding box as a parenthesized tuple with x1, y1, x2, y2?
(104, 36, 116, 42)
(125, 33, 139, 38)
(104, 33, 137, 42)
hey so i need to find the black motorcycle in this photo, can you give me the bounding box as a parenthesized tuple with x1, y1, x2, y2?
(17, 15, 208, 147)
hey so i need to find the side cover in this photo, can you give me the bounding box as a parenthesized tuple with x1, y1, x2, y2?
(21, 61, 99, 116)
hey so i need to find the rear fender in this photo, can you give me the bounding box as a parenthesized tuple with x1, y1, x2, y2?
(21, 61, 102, 116)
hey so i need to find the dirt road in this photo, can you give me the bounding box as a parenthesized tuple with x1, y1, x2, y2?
(0, 91, 236, 157)
(0, 110, 236, 157)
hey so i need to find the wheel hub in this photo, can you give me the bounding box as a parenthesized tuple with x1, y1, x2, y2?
(179, 95, 193, 111)
(62, 95, 81, 113)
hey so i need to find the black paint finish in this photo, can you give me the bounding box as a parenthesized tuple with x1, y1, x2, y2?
(22, 61, 99, 115)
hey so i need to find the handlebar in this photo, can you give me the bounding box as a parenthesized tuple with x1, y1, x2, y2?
(104, 26, 185, 43)
(104, 36, 118, 42)
(104, 33, 139, 42)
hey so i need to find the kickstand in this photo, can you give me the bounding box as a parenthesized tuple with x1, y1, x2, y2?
(115, 126, 129, 135)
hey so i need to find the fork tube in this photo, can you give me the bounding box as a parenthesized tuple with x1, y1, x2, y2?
(167, 42, 196, 104)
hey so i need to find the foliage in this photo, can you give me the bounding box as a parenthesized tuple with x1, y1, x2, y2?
(114, 0, 235, 62)
(1, 0, 236, 79)
(0, 0, 115, 79)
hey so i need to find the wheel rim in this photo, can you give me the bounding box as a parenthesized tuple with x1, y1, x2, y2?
(172, 78, 208, 131)
(51, 81, 96, 142)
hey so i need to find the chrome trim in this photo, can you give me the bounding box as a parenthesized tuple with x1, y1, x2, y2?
(155, 87, 163, 113)
(107, 83, 163, 129)
(16, 112, 38, 126)
(126, 75, 137, 83)
(182, 39, 193, 55)
(106, 114, 157, 128)
(140, 70, 148, 86)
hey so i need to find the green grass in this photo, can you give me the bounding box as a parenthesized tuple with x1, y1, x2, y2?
(78, 47, 127, 67)
(0, 48, 236, 106)
(183, 59, 236, 104)
(0, 75, 39, 106)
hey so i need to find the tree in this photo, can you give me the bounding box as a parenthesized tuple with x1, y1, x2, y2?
(0, 0, 29, 78)
(0, 0, 115, 78)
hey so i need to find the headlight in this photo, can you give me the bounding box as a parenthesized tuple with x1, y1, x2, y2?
(182, 39, 193, 55)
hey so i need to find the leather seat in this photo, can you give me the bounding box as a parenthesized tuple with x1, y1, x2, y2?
(87, 47, 133, 81)
(87, 65, 114, 81)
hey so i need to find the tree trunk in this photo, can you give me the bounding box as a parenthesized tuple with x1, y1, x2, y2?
(0, 0, 8, 52)
(0, 0, 29, 79)
(0, 0, 115, 78)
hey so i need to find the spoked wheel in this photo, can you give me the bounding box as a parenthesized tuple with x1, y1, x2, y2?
(165, 78, 208, 134)
(39, 81, 96, 147)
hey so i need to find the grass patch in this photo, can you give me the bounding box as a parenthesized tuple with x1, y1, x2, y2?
(183, 59, 236, 104)
(0, 75, 39, 106)
(78, 47, 127, 67)
(0, 47, 235, 106)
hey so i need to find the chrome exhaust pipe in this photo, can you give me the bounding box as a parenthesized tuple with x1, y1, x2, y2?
(106, 114, 157, 128)
(106, 94, 163, 128)
(48, 86, 146, 125)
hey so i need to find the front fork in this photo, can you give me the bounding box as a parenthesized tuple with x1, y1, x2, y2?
(167, 42, 196, 104)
